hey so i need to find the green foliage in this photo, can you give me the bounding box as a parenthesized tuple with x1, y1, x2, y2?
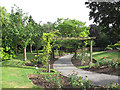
(68, 72, 93, 88)
(1, 6, 16, 60)
(77, 52, 90, 61)
(30, 54, 43, 65)
(55, 18, 90, 37)
(106, 41, 120, 50)
(94, 57, 119, 69)
(1, 47, 16, 60)
(85, 2, 120, 44)
(108, 82, 120, 88)
(54, 18, 90, 59)
(44, 73, 64, 88)
(42, 30, 59, 66)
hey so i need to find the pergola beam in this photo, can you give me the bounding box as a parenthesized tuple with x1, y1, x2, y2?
(55, 37, 96, 40)
(55, 36, 96, 68)
(89, 39, 93, 68)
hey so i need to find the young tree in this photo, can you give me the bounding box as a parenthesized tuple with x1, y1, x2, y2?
(10, 5, 34, 61)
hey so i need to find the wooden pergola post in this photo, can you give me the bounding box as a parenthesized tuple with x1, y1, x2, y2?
(89, 39, 93, 68)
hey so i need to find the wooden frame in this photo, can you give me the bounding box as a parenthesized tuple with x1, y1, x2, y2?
(55, 37, 96, 68)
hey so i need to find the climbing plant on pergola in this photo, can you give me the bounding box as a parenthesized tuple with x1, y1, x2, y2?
(56, 37, 96, 68)
(42, 31, 96, 72)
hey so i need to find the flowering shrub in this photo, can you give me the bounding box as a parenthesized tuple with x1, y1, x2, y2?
(94, 57, 119, 69)
(44, 73, 64, 88)
(68, 72, 93, 88)
(77, 53, 90, 61)
(30, 54, 43, 65)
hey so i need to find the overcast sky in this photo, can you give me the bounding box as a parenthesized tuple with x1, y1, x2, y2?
(1, 0, 94, 26)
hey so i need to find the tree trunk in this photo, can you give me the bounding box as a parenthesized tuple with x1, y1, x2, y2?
(52, 48, 54, 60)
(15, 44, 17, 55)
(30, 44, 32, 53)
(56, 49, 58, 55)
(58, 48, 61, 56)
(24, 46, 27, 61)
(37, 46, 38, 55)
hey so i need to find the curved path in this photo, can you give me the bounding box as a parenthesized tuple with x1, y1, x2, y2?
(53, 54, 120, 87)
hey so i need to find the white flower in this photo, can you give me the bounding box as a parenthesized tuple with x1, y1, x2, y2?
(36, 67, 38, 69)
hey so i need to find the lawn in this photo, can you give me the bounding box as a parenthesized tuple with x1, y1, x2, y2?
(92, 51, 120, 61)
(77, 50, 120, 69)
(2, 52, 56, 88)
(2, 59, 39, 88)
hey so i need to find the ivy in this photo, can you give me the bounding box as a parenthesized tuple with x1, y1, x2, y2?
(42, 30, 59, 66)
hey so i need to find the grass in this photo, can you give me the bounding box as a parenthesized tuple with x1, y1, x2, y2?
(2, 52, 56, 88)
(77, 63, 95, 69)
(92, 51, 120, 61)
(15, 52, 43, 61)
(77, 50, 120, 69)
(2, 59, 39, 88)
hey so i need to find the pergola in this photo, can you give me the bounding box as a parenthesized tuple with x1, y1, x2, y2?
(56, 37, 96, 68)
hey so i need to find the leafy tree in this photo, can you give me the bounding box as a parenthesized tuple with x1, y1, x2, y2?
(28, 15, 35, 53)
(89, 24, 110, 47)
(1, 6, 16, 60)
(32, 22, 43, 55)
(42, 22, 54, 33)
(85, 1, 120, 44)
(10, 5, 34, 61)
(54, 18, 90, 60)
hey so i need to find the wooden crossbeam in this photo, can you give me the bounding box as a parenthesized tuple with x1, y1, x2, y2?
(55, 37, 96, 40)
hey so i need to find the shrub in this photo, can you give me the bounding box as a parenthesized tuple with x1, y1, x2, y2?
(30, 54, 43, 65)
(44, 73, 64, 88)
(94, 57, 119, 69)
(77, 53, 90, 62)
(68, 72, 93, 88)
(108, 82, 120, 88)
(1, 47, 16, 60)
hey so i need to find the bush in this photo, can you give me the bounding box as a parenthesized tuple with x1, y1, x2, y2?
(30, 54, 43, 65)
(94, 57, 119, 69)
(1, 47, 16, 60)
(68, 72, 93, 88)
(44, 73, 64, 88)
(77, 53, 90, 61)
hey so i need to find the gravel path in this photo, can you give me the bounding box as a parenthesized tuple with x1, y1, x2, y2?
(53, 54, 120, 87)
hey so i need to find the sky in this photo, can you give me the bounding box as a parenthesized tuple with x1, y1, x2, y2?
(1, 0, 94, 26)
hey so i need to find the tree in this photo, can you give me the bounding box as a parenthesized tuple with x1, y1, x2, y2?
(10, 5, 34, 61)
(89, 24, 110, 47)
(85, 1, 120, 44)
(1, 6, 16, 60)
(42, 22, 54, 33)
(54, 18, 90, 60)
(32, 22, 43, 55)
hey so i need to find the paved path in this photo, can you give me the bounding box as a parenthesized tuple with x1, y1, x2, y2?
(53, 54, 120, 87)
